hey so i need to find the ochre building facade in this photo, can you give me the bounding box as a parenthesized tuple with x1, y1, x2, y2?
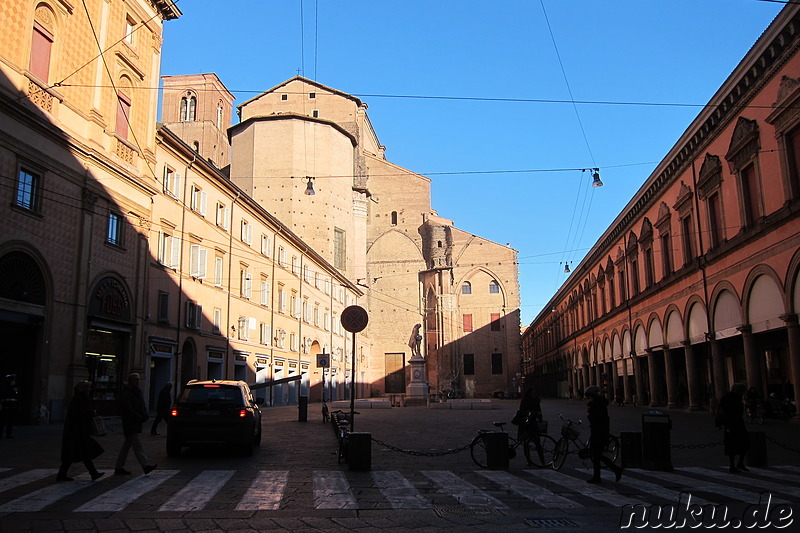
(1, 1, 520, 422)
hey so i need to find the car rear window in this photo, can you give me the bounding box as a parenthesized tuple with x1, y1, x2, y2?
(181, 386, 243, 405)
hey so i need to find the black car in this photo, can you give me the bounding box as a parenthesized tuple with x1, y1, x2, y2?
(167, 380, 263, 456)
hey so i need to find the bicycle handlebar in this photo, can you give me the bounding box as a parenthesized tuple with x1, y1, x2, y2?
(558, 413, 583, 424)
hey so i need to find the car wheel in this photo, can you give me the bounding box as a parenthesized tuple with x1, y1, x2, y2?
(254, 422, 262, 446)
(166, 440, 181, 457)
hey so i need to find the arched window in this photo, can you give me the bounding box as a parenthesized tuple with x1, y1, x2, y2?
(461, 281, 472, 295)
(180, 93, 196, 122)
(30, 5, 55, 83)
(116, 77, 132, 140)
(216, 102, 223, 129)
(391, 211, 398, 226)
(489, 280, 500, 294)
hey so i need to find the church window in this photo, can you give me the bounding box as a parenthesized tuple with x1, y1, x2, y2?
(461, 282, 471, 295)
(489, 280, 500, 293)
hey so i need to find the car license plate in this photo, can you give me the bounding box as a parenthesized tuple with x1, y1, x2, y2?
(196, 410, 219, 416)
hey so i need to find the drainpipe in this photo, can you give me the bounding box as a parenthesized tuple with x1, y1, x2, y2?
(174, 153, 197, 391)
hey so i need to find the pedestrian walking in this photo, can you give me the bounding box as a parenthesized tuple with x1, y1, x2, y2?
(584, 385, 623, 484)
(716, 383, 749, 473)
(57, 381, 105, 482)
(115, 373, 157, 476)
(0, 374, 19, 438)
(515, 387, 546, 466)
(150, 382, 172, 435)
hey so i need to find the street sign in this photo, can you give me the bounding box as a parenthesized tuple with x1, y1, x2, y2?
(341, 305, 368, 333)
(316, 353, 330, 368)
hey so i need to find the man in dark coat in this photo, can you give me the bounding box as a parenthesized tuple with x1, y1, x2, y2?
(585, 385, 623, 484)
(114, 373, 157, 475)
(716, 383, 749, 473)
(150, 382, 172, 435)
(57, 381, 104, 481)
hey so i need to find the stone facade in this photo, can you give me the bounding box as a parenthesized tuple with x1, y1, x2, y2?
(223, 77, 521, 399)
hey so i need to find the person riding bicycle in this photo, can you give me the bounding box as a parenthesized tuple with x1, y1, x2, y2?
(585, 385, 623, 484)
(517, 387, 546, 466)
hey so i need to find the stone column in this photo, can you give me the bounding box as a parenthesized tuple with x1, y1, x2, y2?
(622, 358, 631, 404)
(739, 325, 762, 395)
(709, 335, 727, 403)
(646, 349, 660, 407)
(611, 361, 619, 401)
(633, 354, 644, 405)
(582, 365, 590, 393)
(781, 314, 800, 409)
(663, 346, 678, 408)
(568, 370, 575, 399)
(594, 364, 602, 389)
(682, 341, 701, 411)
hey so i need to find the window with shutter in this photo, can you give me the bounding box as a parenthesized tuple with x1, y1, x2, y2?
(463, 314, 473, 332)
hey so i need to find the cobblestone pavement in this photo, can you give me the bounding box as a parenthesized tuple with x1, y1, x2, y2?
(0, 398, 798, 532)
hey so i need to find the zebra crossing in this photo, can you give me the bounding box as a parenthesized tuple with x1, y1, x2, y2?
(0, 465, 798, 514)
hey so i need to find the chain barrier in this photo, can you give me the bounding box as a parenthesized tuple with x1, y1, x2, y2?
(765, 434, 800, 455)
(370, 436, 471, 457)
(671, 441, 723, 450)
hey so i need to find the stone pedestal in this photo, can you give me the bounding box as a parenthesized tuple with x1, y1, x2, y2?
(406, 355, 429, 399)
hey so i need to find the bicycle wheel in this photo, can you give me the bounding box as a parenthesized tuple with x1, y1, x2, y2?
(552, 438, 569, 470)
(470, 434, 489, 468)
(606, 434, 620, 464)
(525, 434, 557, 467)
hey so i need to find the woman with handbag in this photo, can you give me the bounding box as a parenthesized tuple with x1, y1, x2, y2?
(57, 381, 105, 482)
(516, 387, 545, 466)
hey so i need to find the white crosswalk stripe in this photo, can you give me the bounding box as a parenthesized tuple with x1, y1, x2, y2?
(0, 475, 105, 512)
(1, 465, 798, 513)
(525, 469, 649, 507)
(236, 471, 288, 511)
(627, 468, 791, 505)
(372, 470, 431, 509)
(313, 471, 357, 509)
(159, 470, 235, 511)
(422, 470, 508, 508)
(680, 467, 800, 500)
(75, 470, 178, 512)
(0, 469, 57, 494)
(477, 470, 579, 508)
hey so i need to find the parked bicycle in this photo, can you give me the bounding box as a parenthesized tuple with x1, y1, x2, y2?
(470, 421, 557, 468)
(330, 410, 359, 464)
(551, 414, 619, 471)
(745, 399, 765, 424)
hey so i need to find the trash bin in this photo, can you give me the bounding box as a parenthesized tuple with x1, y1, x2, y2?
(347, 432, 371, 471)
(620, 431, 643, 468)
(298, 396, 308, 422)
(747, 430, 767, 467)
(641, 411, 672, 471)
(483, 432, 510, 470)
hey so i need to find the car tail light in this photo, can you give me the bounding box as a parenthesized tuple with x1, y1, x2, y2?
(239, 409, 247, 418)
(171, 407, 179, 417)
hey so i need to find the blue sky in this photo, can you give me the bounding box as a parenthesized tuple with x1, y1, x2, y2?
(159, 0, 784, 326)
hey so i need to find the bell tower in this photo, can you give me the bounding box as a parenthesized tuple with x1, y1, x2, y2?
(161, 73, 234, 169)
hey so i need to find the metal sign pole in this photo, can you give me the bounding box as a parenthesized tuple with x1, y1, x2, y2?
(350, 331, 356, 431)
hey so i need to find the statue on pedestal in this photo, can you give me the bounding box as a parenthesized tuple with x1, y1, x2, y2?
(408, 323, 423, 360)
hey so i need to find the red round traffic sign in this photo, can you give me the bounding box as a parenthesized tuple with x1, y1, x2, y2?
(341, 305, 369, 332)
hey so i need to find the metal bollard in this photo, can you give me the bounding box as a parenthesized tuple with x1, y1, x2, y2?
(298, 395, 308, 422)
(347, 432, 371, 471)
